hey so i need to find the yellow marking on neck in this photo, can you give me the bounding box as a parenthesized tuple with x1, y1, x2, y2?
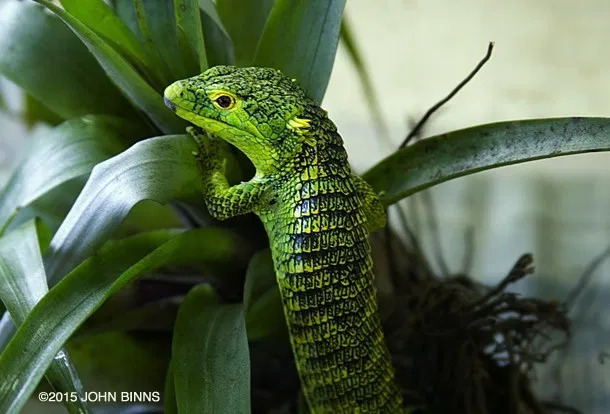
(287, 117, 311, 134)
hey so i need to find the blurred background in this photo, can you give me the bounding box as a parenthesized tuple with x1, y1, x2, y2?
(1, 0, 609, 412)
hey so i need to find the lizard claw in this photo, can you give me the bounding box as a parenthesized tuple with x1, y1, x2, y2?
(187, 126, 227, 172)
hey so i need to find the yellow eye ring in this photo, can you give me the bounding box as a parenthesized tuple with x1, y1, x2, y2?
(212, 93, 236, 110)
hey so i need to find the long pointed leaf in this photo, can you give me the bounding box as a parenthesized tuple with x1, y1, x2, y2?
(199, 2, 235, 67)
(0, 116, 130, 234)
(173, 285, 250, 413)
(340, 18, 389, 140)
(216, 0, 274, 66)
(0, 227, 239, 413)
(363, 117, 610, 206)
(164, 360, 178, 414)
(59, 0, 162, 85)
(0, 0, 133, 119)
(133, 0, 190, 80)
(0, 220, 87, 413)
(254, 0, 346, 103)
(32, 0, 185, 133)
(0, 134, 201, 352)
(112, 0, 141, 38)
(243, 250, 284, 340)
(44, 134, 201, 284)
(174, 0, 208, 71)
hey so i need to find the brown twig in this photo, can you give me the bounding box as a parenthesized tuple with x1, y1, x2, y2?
(399, 41, 495, 148)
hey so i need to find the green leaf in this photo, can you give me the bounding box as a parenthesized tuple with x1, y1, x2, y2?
(111, 0, 141, 38)
(363, 117, 610, 206)
(198, 0, 230, 38)
(0, 0, 134, 119)
(0, 85, 5, 111)
(243, 250, 284, 340)
(0, 220, 48, 324)
(11, 177, 89, 236)
(0, 116, 129, 235)
(0, 227, 239, 413)
(67, 331, 169, 393)
(164, 360, 178, 414)
(133, 0, 191, 80)
(59, 0, 160, 83)
(0, 220, 87, 413)
(43, 134, 201, 284)
(173, 284, 250, 414)
(199, 2, 235, 67)
(174, 0, 208, 71)
(340, 18, 389, 140)
(254, 0, 346, 103)
(32, 0, 186, 134)
(22, 93, 64, 127)
(216, 0, 274, 65)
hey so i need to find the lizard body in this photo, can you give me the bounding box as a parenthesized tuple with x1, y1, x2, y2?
(164, 66, 403, 413)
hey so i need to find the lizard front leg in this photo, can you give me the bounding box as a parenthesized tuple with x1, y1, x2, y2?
(189, 126, 269, 220)
(353, 174, 387, 233)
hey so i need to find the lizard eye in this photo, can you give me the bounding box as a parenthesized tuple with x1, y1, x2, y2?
(214, 94, 235, 109)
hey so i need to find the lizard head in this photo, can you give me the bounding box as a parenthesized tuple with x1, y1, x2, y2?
(164, 66, 321, 174)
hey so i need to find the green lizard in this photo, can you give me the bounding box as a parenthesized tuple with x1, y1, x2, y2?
(164, 66, 404, 413)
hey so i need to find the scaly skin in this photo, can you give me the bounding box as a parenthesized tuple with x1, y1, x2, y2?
(164, 66, 403, 413)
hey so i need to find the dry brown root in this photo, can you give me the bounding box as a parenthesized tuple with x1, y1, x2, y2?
(382, 254, 575, 414)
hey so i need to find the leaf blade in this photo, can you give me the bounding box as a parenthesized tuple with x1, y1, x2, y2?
(199, 1, 235, 67)
(0, 0, 133, 119)
(59, 0, 157, 79)
(173, 285, 250, 414)
(133, 0, 190, 80)
(0, 116, 129, 233)
(243, 250, 284, 340)
(43, 134, 201, 284)
(174, 0, 208, 71)
(216, 0, 274, 66)
(254, 0, 346, 103)
(362, 117, 610, 206)
(0, 228, 239, 413)
(340, 18, 389, 140)
(0, 220, 88, 413)
(32, 0, 185, 133)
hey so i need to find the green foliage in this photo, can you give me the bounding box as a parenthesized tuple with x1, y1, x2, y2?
(172, 285, 250, 413)
(43, 135, 201, 284)
(174, 0, 208, 71)
(254, 0, 346, 103)
(363, 117, 610, 206)
(59, 0, 160, 82)
(133, 0, 194, 81)
(243, 250, 285, 340)
(0, 228, 239, 412)
(340, 18, 389, 138)
(0, 220, 87, 413)
(216, 0, 274, 65)
(0, 0, 608, 412)
(0, 1, 134, 119)
(0, 116, 129, 234)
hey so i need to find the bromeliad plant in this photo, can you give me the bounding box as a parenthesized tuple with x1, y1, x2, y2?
(0, 0, 608, 413)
